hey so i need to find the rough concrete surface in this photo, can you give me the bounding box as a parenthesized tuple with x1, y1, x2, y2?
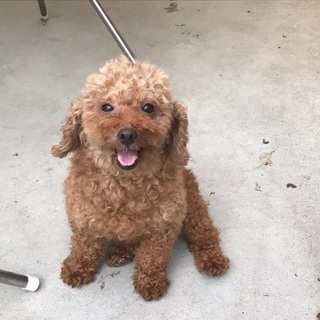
(0, 1, 319, 319)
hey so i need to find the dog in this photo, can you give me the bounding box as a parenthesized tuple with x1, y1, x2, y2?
(52, 56, 229, 300)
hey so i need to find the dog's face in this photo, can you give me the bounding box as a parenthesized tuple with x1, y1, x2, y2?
(52, 57, 189, 172)
(82, 59, 175, 171)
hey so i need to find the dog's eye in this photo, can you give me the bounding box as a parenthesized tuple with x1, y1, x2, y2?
(102, 104, 114, 112)
(141, 104, 154, 114)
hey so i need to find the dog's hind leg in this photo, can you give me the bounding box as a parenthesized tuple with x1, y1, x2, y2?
(106, 242, 137, 267)
(182, 169, 229, 276)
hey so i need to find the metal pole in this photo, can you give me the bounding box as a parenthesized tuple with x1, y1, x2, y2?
(0, 269, 40, 292)
(89, 0, 136, 64)
(37, 0, 49, 21)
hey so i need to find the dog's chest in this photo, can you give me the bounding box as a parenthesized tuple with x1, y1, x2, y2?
(87, 175, 182, 240)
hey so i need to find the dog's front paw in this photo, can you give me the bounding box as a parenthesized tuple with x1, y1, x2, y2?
(194, 249, 230, 276)
(134, 272, 170, 301)
(60, 256, 97, 287)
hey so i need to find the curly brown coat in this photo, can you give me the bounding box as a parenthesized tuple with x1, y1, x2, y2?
(52, 56, 229, 301)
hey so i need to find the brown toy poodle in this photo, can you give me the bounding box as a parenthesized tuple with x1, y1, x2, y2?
(52, 56, 229, 301)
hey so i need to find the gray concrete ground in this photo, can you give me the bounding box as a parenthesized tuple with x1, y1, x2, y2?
(0, 1, 319, 319)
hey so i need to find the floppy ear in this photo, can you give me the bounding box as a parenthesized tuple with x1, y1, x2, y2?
(167, 101, 189, 166)
(51, 100, 83, 158)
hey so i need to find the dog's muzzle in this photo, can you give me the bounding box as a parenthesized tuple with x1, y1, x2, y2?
(116, 128, 139, 170)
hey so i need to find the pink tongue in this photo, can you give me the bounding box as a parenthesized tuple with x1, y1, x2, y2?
(117, 149, 138, 166)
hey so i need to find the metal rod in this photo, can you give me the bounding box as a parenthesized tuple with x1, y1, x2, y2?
(37, 0, 49, 21)
(89, 0, 136, 64)
(0, 269, 40, 292)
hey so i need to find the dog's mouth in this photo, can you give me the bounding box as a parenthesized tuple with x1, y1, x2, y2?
(115, 147, 139, 171)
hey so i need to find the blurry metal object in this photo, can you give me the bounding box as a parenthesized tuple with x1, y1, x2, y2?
(89, 0, 136, 64)
(36, 0, 135, 63)
(37, 0, 49, 21)
(0, 269, 40, 292)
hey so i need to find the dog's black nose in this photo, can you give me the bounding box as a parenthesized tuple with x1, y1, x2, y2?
(118, 128, 138, 146)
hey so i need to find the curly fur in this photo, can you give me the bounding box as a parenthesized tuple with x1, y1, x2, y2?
(52, 56, 229, 300)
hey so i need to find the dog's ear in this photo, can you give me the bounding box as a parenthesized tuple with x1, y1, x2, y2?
(167, 101, 189, 166)
(51, 100, 83, 158)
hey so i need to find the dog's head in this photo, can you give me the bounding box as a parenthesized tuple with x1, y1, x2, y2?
(52, 56, 189, 172)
